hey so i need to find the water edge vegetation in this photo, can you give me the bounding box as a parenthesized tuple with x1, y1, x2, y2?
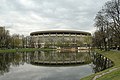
(81, 50, 120, 80)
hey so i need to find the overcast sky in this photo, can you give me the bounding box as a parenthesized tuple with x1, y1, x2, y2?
(0, 0, 110, 36)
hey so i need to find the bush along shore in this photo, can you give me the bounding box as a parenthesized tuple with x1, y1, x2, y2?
(0, 48, 55, 53)
(81, 50, 120, 80)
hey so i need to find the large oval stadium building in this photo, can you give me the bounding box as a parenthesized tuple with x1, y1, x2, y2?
(30, 30, 91, 49)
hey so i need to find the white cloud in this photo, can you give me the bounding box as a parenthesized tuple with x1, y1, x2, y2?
(0, 0, 110, 36)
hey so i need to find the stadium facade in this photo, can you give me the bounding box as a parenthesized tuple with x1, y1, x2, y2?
(30, 30, 91, 49)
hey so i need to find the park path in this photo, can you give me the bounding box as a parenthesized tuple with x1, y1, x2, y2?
(92, 67, 119, 80)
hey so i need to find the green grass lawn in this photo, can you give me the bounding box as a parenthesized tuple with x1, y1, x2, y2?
(97, 68, 120, 80)
(0, 48, 39, 53)
(0, 48, 54, 53)
(81, 50, 120, 80)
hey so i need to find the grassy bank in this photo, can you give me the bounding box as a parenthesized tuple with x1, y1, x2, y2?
(81, 50, 120, 80)
(0, 48, 54, 53)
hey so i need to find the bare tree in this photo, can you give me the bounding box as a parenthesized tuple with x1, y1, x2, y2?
(94, 11, 109, 50)
(93, 0, 120, 50)
(104, 0, 120, 49)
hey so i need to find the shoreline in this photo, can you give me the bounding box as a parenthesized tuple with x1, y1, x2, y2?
(81, 50, 120, 80)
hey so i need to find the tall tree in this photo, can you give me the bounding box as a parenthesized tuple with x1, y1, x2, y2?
(0, 27, 10, 48)
(104, 0, 120, 49)
(11, 34, 21, 48)
(93, 0, 120, 50)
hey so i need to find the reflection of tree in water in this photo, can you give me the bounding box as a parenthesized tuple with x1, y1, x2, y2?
(0, 52, 30, 75)
(0, 53, 10, 75)
(92, 53, 114, 73)
(0, 51, 114, 75)
(0, 51, 93, 75)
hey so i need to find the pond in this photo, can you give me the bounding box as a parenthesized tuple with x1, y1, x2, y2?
(0, 50, 113, 80)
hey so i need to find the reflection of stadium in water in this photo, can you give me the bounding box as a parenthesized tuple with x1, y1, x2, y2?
(30, 50, 92, 65)
(0, 51, 114, 75)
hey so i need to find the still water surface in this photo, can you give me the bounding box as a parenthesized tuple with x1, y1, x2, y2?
(0, 50, 113, 80)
